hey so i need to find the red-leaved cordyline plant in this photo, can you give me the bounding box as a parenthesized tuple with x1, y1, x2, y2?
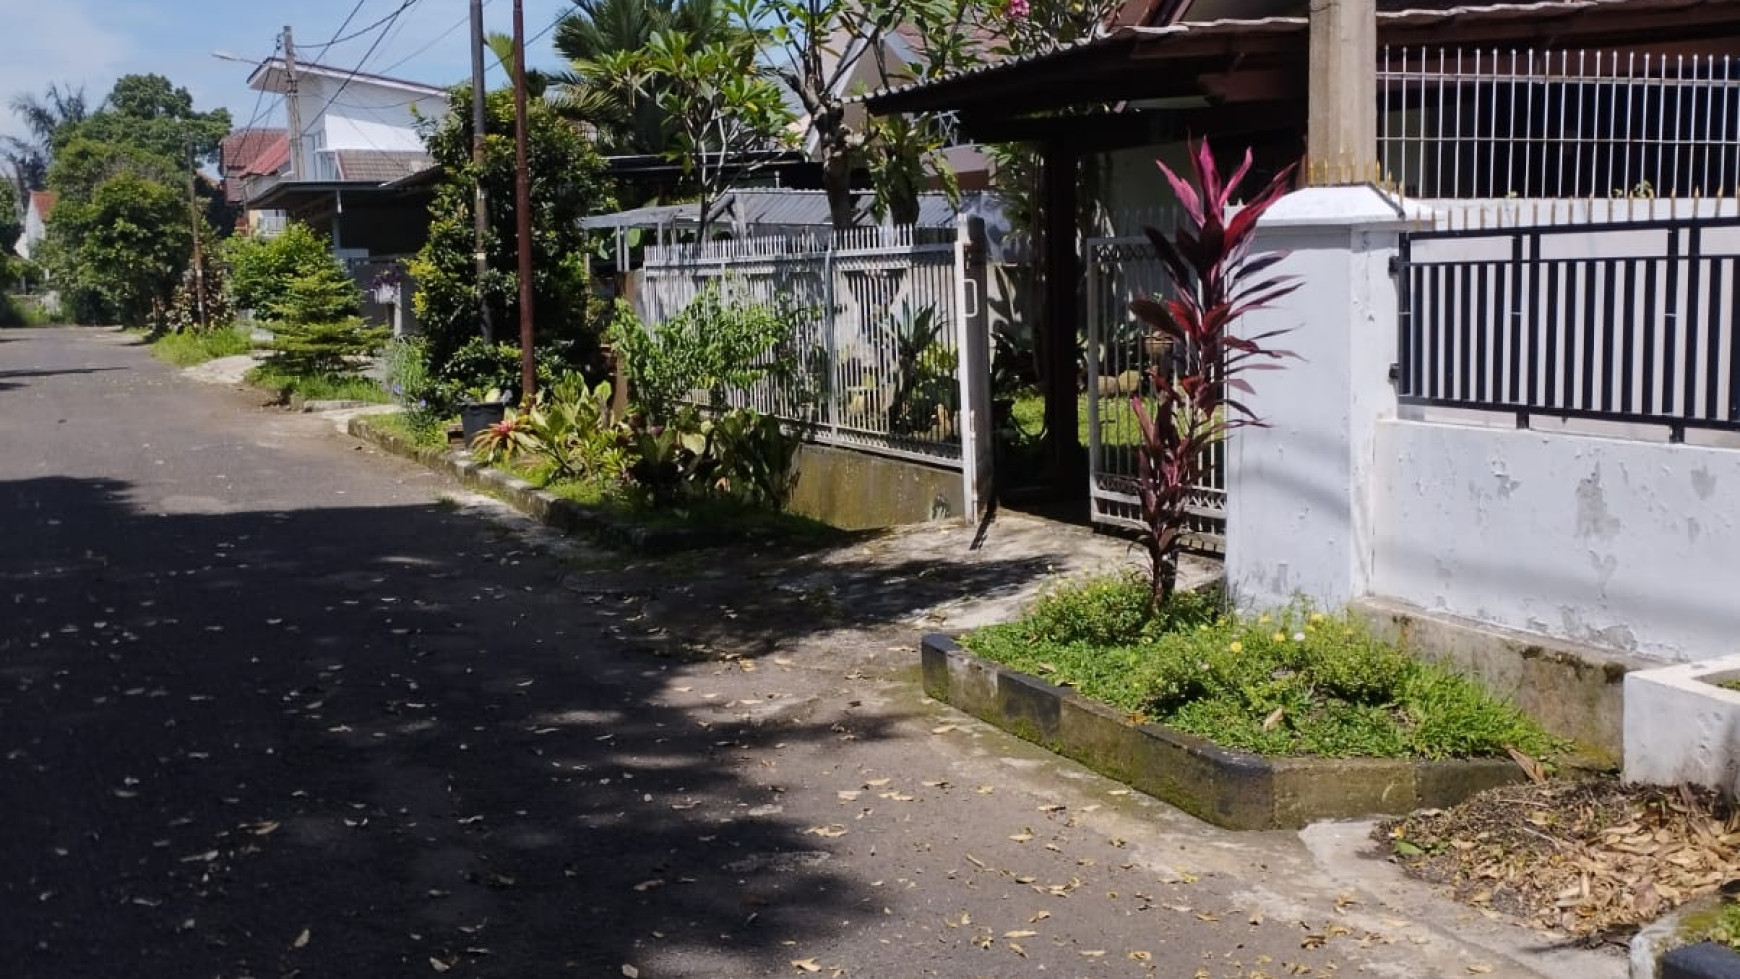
(1130, 140, 1299, 609)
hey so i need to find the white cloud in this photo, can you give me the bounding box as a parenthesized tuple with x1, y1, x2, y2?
(0, 0, 136, 140)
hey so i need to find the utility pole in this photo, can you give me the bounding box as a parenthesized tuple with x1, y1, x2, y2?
(470, 0, 494, 343)
(186, 142, 207, 331)
(511, 0, 536, 402)
(282, 25, 307, 179)
(1305, 0, 1376, 184)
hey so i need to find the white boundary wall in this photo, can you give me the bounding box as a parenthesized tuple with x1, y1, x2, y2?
(1373, 420, 1740, 661)
(1230, 186, 1740, 665)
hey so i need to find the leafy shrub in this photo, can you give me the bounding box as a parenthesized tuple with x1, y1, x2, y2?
(607, 289, 802, 422)
(471, 371, 631, 482)
(165, 251, 232, 335)
(224, 223, 334, 317)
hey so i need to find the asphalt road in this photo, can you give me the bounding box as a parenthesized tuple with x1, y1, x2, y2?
(0, 327, 1593, 979)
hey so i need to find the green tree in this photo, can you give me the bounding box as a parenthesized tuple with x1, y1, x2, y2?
(551, 0, 734, 157)
(3, 83, 89, 214)
(51, 74, 231, 166)
(590, 28, 794, 235)
(264, 261, 388, 377)
(223, 223, 335, 316)
(41, 172, 191, 326)
(409, 86, 616, 376)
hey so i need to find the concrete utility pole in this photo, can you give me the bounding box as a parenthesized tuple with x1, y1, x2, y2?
(470, 0, 494, 343)
(511, 0, 536, 402)
(1305, 0, 1377, 185)
(282, 25, 307, 179)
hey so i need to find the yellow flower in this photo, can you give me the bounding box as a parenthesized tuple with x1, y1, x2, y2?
(1258, 613, 1271, 624)
(1310, 612, 1326, 623)
(1272, 631, 1287, 643)
(1228, 641, 1244, 653)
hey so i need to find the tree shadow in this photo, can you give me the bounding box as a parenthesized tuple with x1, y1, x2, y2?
(0, 366, 125, 393)
(0, 476, 884, 979)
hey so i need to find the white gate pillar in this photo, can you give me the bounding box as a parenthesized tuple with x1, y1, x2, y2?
(1225, 186, 1429, 610)
(955, 215, 993, 521)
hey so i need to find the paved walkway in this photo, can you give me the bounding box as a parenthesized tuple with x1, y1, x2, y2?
(0, 327, 1621, 978)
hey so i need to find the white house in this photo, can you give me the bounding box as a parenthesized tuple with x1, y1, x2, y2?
(238, 58, 449, 259)
(13, 190, 56, 261)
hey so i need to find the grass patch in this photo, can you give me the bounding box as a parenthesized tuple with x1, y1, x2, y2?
(1715, 677, 1740, 693)
(1010, 390, 1143, 448)
(1688, 899, 1740, 951)
(962, 573, 1563, 760)
(247, 363, 389, 404)
(368, 409, 454, 450)
(150, 326, 254, 367)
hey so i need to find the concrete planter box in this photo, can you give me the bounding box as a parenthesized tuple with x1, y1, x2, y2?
(1624, 654, 1740, 798)
(1660, 943, 1740, 979)
(921, 634, 1525, 831)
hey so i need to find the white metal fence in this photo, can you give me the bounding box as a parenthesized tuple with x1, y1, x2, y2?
(1084, 223, 1226, 550)
(638, 221, 992, 516)
(1379, 48, 1740, 203)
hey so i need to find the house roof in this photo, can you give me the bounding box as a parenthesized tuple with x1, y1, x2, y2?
(864, 0, 1740, 116)
(582, 189, 967, 232)
(219, 128, 286, 177)
(247, 57, 447, 98)
(334, 150, 432, 183)
(28, 191, 57, 220)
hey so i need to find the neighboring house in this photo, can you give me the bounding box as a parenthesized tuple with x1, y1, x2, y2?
(218, 127, 288, 236)
(14, 190, 56, 261)
(237, 58, 448, 258)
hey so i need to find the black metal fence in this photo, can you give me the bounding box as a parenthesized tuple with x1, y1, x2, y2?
(1396, 217, 1740, 438)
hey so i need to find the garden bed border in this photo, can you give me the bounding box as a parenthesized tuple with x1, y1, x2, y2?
(920, 633, 1525, 830)
(349, 415, 740, 554)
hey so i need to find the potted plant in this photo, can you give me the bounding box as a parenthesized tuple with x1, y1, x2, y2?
(457, 385, 511, 444)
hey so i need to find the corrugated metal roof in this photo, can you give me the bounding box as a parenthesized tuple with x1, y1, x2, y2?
(860, 0, 1740, 108)
(583, 189, 967, 232)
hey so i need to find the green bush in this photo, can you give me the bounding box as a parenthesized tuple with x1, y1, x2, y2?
(150, 324, 253, 366)
(261, 261, 386, 378)
(607, 290, 803, 422)
(224, 223, 334, 317)
(964, 581, 1564, 760)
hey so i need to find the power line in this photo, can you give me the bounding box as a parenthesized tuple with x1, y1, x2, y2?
(299, 0, 427, 137)
(485, 4, 568, 79)
(239, 37, 286, 134)
(309, 0, 372, 61)
(380, 0, 499, 76)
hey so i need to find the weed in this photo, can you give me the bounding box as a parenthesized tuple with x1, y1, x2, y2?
(247, 364, 389, 404)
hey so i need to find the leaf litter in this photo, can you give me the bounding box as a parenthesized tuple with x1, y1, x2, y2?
(1378, 778, 1740, 943)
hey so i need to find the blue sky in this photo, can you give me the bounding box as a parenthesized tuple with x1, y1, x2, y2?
(0, 0, 573, 141)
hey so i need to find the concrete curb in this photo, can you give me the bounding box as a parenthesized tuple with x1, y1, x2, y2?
(920, 633, 1525, 830)
(1662, 944, 1740, 979)
(347, 414, 740, 555)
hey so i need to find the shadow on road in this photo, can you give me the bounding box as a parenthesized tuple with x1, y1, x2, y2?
(0, 475, 884, 979)
(0, 366, 125, 392)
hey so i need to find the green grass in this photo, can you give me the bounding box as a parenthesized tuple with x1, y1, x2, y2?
(1716, 677, 1740, 693)
(150, 326, 255, 367)
(1010, 390, 1143, 448)
(369, 409, 454, 450)
(247, 363, 390, 404)
(962, 573, 1565, 760)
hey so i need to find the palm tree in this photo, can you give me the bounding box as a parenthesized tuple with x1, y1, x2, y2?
(4, 83, 90, 212)
(549, 0, 732, 156)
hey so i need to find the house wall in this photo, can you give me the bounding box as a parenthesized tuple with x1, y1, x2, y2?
(1227, 186, 1740, 666)
(300, 75, 445, 156)
(1372, 420, 1740, 663)
(16, 204, 47, 260)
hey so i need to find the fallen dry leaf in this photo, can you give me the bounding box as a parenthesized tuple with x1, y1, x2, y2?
(292, 928, 310, 949)
(791, 958, 821, 973)
(1004, 929, 1038, 939)
(807, 825, 848, 838)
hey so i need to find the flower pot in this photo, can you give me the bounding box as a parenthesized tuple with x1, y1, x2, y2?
(1144, 335, 1176, 365)
(459, 401, 508, 445)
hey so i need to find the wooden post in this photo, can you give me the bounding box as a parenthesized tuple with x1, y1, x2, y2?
(470, 0, 494, 344)
(1040, 141, 1082, 497)
(282, 26, 306, 179)
(1306, 0, 1377, 185)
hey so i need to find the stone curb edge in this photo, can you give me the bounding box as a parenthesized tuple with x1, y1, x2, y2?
(919, 633, 1525, 831)
(1662, 942, 1740, 979)
(346, 414, 737, 555)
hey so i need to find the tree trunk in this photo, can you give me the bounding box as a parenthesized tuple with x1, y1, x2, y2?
(816, 105, 856, 232)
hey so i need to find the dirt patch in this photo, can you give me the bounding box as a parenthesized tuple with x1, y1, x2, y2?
(1377, 779, 1740, 946)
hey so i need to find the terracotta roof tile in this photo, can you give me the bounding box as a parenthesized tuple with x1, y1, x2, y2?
(333, 150, 432, 183)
